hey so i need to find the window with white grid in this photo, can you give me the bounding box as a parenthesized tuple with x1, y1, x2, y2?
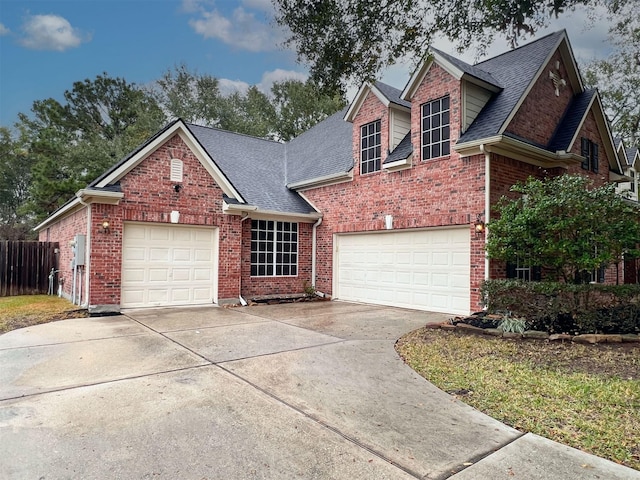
(421, 95, 450, 160)
(360, 120, 381, 174)
(251, 220, 298, 276)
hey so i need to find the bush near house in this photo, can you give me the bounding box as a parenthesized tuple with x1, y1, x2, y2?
(481, 280, 640, 334)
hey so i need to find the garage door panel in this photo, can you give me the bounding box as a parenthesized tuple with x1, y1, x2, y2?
(122, 223, 218, 308)
(335, 228, 470, 315)
(149, 268, 169, 282)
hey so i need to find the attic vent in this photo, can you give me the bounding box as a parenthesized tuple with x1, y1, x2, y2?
(170, 159, 183, 182)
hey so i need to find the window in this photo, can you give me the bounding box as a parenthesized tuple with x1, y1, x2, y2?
(506, 258, 541, 281)
(251, 220, 298, 276)
(580, 138, 599, 173)
(631, 171, 636, 193)
(421, 95, 450, 160)
(360, 120, 381, 174)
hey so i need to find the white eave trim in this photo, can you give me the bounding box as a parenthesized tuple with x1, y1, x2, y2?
(286, 170, 353, 191)
(34, 199, 83, 231)
(76, 189, 124, 205)
(402, 56, 434, 101)
(223, 202, 321, 223)
(95, 120, 245, 203)
(455, 135, 581, 168)
(383, 157, 412, 171)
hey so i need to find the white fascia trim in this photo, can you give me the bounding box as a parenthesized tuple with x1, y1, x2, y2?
(344, 83, 373, 122)
(34, 199, 83, 231)
(592, 93, 625, 174)
(456, 135, 581, 167)
(401, 55, 434, 101)
(225, 204, 322, 223)
(222, 202, 258, 214)
(383, 157, 412, 171)
(344, 82, 396, 123)
(76, 189, 124, 205)
(95, 120, 244, 203)
(176, 129, 244, 201)
(498, 33, 567, 136)
(286, 170, 353, 191)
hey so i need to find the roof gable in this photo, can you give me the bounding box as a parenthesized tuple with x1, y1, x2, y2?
(344, 81, 410, 123)
(458, 30, 568, 145)
(91, 119, 244, 202)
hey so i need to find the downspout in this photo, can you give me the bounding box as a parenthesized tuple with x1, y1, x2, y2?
(312, 217, 323, 293)
(76, 194, 91, 307)
(238, 213, 251, 306)
(481, 144, 490, 282)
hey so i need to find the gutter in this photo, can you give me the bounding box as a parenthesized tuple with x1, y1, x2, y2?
(286, 171, 353, 191)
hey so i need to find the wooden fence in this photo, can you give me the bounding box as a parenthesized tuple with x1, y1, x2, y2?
(0, 241, 59, 297)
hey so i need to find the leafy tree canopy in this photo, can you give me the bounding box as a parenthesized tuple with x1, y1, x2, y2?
(154, 65, 345, 140)
(485, 175, 640, 283)
(274, 0, 631, 92)
(584, 9, 639, 146)
(18, 74, 166, 220)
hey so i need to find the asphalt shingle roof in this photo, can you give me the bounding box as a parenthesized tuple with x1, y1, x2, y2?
(374, 81, 411, 109)
(547, 89, 596, 152)
(430, 48, 502, 88)
(384, 132, 413, 164)
(186, 124, 315, 215)
(285, 108, 353, 185)
(458, 30, 565, 144)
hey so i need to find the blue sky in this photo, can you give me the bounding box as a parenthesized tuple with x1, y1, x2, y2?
(0, 0, 614, 128)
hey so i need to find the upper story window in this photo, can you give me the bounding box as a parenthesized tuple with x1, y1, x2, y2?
(630, 170, 636, 193)
(251, 220, 298, 277)
(580, 138, 599, 173)
(360, 120, 381, 174)
(422, 95, 450, 160)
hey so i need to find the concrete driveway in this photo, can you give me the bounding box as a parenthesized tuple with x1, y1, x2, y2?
(0, 301, 637, 479)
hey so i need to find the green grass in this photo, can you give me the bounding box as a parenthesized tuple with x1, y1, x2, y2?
(0, 295, 87, 334)
(396, 328, 640, 470)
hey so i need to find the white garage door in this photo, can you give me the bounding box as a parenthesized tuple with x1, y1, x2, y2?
(334, 227, 470, 315)
(121, 223, 218, 308)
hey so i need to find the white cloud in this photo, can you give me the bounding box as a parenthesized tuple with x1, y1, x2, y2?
(0, 23, 10, 36)
(19, 14, 88, 51)
(186, 3, 286, 52)
(217, 69, 307, 96)
(257, 69, 307, 93)
(218, 78, 250, 95)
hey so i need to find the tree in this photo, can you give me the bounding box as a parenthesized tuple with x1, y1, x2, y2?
(154, 64, 224, 125)
(584, 9, 639, 146)
(274, 0, 631, 91)
(271, 79, 346, 141)
(0, 127, 35, 239)
(18, 74, 166, 220)
(154, 65, 345, 140)
(485, 175, 640, 283)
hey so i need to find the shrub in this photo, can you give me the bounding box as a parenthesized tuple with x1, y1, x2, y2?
(480, 280, 640, 334)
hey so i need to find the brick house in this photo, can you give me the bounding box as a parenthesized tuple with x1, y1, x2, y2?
(36, 30, 629, 315)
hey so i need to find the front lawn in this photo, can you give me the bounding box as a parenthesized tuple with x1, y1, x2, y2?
(396, 328, 640, 470)
(0, 295, 87, 334)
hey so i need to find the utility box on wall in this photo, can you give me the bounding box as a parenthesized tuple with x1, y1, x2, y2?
(71, 234, 86, 267)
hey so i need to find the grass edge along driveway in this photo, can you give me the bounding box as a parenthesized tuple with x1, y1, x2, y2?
(396, 328, 640, 471)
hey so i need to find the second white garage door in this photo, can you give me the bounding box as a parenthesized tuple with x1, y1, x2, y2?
(121, 223, 218, 308)
(334, 227, 470, 315)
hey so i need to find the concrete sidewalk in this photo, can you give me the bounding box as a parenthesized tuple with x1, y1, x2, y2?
(0, 301, 637, 479)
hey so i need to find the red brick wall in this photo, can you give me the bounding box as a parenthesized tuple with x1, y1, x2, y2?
(88, 133, 244, 306)
(39, 207, 88, 303)
(240, 220, 313, 297)
(305, 65, 488, 311)
(506, 50, 575, 146)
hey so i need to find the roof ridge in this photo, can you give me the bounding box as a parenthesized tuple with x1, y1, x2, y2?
(185, 121, 284, 145)
(475, 29, 565, 67)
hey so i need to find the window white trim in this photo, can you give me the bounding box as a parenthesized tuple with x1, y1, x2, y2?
(250, 220, 298, 277)
(421, 95, 451, 160)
